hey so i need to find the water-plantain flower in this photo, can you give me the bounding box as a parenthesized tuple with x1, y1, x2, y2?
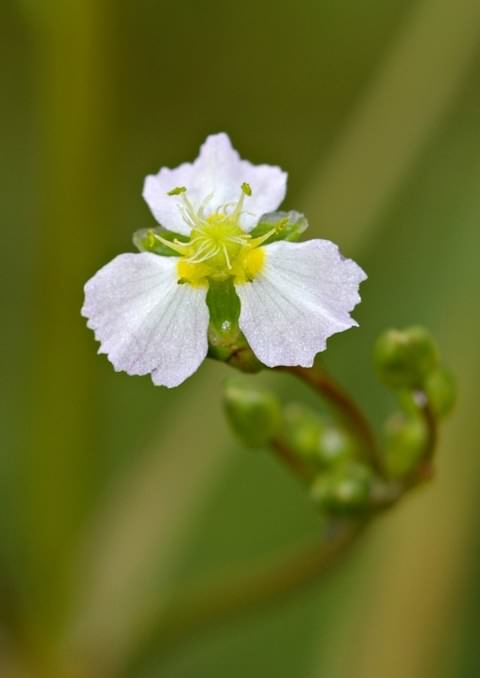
(82, 133, 366, 387)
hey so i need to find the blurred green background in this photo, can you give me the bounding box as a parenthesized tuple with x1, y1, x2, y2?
(2, 0, 480, 676)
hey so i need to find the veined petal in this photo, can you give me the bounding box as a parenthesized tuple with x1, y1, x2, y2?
(236, 240, 367, 368)
(142, 133, 287, 234)
(143, 162, 196, 236)
(194, 134, 287, 231)
(81, 253, 209, 387)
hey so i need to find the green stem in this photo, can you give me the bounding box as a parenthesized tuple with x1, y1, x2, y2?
(123, 519, 366, 675)
(280, 364, 383, 474)
(405, 391, 437, 487)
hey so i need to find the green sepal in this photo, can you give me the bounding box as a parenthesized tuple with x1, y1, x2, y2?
(223, 379, 283, 448)
(250, 210, 308, 245)
(132, 227, 189, 256)
(310, 462, 373, 513)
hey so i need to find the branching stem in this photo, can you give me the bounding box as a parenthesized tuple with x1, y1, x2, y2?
(279, 364, 383, 474)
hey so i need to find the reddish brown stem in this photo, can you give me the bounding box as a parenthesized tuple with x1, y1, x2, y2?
(279, 365, 383, 475)
(271, 438, 313, 483)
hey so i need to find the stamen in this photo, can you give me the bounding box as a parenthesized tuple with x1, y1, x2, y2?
(220, 201, 237, 214)
(177, 209, 196, 230)
(153, 233, 190, 256)
(223, 244, 232, 270)
(227, 235, 251, 245)
(188, 245, 220, 264)
(186, 239, 211, 260)
(180, 193, 198, 224)
(230, 183, 252, 221)
(248, 227, 277, 249)
(188, 235, 207, 246)
(198, 192, 214, 219)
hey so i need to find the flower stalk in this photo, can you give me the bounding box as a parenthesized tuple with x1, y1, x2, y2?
(122, 519, 367, 675)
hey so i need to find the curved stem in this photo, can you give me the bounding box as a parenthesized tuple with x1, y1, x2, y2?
(279, 365, 383, 474)
(418, 394, 437, 462)
(405, 391, 437, 486)
(123, 519, 367, 675)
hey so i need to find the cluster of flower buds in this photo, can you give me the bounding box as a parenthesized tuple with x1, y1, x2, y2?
(224, 325, 455, 516)
(375, 326, 455, 479)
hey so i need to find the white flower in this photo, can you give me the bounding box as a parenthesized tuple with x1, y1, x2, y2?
(82, 133, 366, 387)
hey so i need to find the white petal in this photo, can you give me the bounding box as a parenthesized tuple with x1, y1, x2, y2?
(236, 240, 367, 368)
(142, 133, 287, 234)
(143, 163, 196, 236)
(82, 253, 209, 387)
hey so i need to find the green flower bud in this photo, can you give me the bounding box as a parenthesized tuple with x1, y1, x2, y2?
(283, 404, 323, 459)
(283, 404, 355, 467)
(224, 380, 282, 448)
(318, 428, 357, 466)
(374, 326, 439, 389)
(310, 462, 373, 513)
(424, 366, 456, 418)
(383, 412, 427, 478)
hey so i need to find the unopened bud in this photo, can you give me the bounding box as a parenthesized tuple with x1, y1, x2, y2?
(374, 326, 439, 389)
(283, 404, 355, 467)
(384, 412, 427, 478)
(424, 366, 456, 418)
(310, 462, 373, 512)
(224, 380, 282, 448)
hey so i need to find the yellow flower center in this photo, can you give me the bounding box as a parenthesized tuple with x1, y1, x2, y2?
(157, 185, 273, 287)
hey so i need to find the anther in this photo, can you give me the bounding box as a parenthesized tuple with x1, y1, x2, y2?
(241, 182, 252, 196)
(167, 186, 187, 196)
